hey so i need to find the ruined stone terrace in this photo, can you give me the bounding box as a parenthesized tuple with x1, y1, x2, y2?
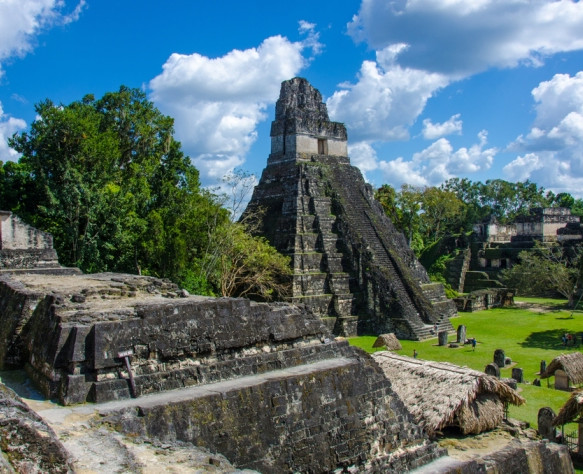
(0, 271, 448, 471)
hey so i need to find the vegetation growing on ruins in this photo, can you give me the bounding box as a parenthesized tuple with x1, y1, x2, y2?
(0, 87, 289, 300)
(376, 178, 583, 257)
(501, 244, 583, 308)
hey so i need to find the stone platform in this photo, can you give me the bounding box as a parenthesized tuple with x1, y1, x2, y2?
(0, 271, 446, 472)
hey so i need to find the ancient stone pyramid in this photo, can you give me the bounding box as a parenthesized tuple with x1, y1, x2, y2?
(244, 77, 457, 339)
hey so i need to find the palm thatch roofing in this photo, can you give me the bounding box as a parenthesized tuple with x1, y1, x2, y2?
(541, 352, 583, 384)
(372, 352, 525, 436)
(553, 389, 583, 426)
(372, 333, 402, 350)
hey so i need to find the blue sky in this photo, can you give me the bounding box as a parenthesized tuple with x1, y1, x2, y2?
(2, 1, 583, 197)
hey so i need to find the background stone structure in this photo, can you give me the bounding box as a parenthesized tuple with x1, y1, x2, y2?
(243, 78, 456, 339)
(0, 211, 79, 275)
(473, 208, 581, 244)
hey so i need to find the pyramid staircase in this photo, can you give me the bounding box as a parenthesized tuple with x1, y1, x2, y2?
(324, 159, 455, 340)
(287, 167, 360, 335)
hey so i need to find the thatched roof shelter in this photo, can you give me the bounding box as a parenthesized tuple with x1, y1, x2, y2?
(372, 352, 524, 436)
(541, 352, 583, 385)
(372, 333, 402, 351)
(553, 389, 583, 427)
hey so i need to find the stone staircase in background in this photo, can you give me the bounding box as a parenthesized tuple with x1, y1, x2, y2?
(288, 169, 360, 335)
(325, 159, 456, 340)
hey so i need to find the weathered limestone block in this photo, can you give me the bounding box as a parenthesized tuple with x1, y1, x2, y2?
(512, 367, 524, 383)
(101, 349, 445, 473)
(494, 349, 506, 368)
(0, 211, 80, 275)
(538, 407, 557, 442)
(0, 384, 73, 473)
(0, 273, 340, 405)
(0, 211, 52, 250)
(418, 438, 573, 473)
(457, 324, 467, 343)
(485, 363, 500, 378)
(438, 331, 449, 346)
(465, 439, 573, 473)
(0, 278, 44, 369)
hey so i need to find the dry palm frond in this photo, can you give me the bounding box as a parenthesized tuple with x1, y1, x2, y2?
(541, 352, 583, 385)
(553, 389, 583, 426)
(372, 352, 524, 436)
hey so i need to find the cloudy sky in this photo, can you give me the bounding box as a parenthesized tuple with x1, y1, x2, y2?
(1, 0, 583, 196)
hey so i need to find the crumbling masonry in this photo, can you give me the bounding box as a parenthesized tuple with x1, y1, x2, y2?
(243, 77, 457, 339)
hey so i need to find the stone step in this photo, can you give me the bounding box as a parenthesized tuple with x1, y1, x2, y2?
(296, 215, 317, 233)
(310, 197, 332, 215)
(292, 253, 324, 273)
(292, 273, 328, 295)
(289, 294, 334, 315)
(293, 233, 320, 252)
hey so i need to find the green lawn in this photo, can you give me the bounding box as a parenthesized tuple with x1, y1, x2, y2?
(349, 297, 583, 429)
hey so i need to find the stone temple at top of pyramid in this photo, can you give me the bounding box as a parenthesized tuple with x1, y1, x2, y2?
(269, 77, 347, 164)
(243, 77, 457, 339)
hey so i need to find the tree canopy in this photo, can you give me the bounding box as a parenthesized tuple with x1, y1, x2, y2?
(501, 243, 583, 307)
(1, 86, 289, 300)
(376, 178, 583, 257)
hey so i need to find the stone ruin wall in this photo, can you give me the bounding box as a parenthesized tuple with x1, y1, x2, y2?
(0, 271, 447, 472)
(0, 271, 573, 473)
(0, 211, 52, 250)
(476, 207, 581, 244)
(0, 211, 73, 272)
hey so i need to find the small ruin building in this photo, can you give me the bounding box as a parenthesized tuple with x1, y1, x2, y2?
(0, 211, 79, 275)
(473, 208, 582, 244)
(243, 77, 456, 339)
(439, 207, 583, 294)
(541, 352, 583, 391)
(372, 352, 525, 436)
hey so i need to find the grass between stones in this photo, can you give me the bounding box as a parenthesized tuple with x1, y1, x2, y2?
(348, 297, 583, 430)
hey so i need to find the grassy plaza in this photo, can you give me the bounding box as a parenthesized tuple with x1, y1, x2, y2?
(349, 297, 583, 430)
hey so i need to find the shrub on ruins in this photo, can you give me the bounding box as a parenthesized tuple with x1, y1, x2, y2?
(214, 220, 291, 300)
(501, 242, 583, 308)
(195, 192, 292, 300)
(375, 184, 465, 254)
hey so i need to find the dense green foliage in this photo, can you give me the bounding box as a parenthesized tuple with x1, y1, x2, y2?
(0, 87, 290, 299)
(376, 178, 583, 257)
(349, 298, 582, 428)
(501, 243, 583, 307)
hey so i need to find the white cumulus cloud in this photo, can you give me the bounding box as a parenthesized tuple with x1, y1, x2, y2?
(0, 102, 26, 162)
(0, 0, 85, 77)
(327, 46, 448, 143)
(149, 26, 321, 184)
(507, 72, 583, 195)
(347, 142, 380, 178)
(372, 131, 496, 188)
(348, 0, 583, 77)
(422, 114, 462, 140)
